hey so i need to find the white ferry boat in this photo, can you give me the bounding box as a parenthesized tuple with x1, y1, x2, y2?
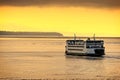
(65, 35, 105, 56)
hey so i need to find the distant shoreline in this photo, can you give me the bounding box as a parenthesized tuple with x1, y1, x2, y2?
(0, 31, 64, 38)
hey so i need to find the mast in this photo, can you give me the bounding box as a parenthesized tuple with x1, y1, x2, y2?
(93, 34, 95, 41)
(74, 33, 76, 40)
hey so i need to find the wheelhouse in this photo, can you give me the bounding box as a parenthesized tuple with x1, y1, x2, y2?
(86, 40, 104, 48)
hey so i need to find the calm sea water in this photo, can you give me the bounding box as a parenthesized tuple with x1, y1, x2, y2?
(0, 38, 120, 80)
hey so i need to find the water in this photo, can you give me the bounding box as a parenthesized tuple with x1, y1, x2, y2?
(0, 38, 120, 80)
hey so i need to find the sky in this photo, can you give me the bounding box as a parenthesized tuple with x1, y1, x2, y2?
(0, 0, 120, 37)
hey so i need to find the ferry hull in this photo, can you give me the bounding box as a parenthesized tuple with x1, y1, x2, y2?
(65, 49, 105, 56)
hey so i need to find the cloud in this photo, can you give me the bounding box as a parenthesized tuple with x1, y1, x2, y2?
(0, 0, 120, 8)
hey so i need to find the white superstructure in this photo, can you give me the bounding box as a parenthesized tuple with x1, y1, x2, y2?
(65, 37, 105, 56)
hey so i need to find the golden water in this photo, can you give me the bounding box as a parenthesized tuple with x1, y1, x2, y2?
(0, 38, 120, 80)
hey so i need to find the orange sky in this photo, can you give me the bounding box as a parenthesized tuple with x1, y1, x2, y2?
(0, 5, 120, 37)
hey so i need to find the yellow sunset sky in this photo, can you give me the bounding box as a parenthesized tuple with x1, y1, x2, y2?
(0, 0, 120, 37)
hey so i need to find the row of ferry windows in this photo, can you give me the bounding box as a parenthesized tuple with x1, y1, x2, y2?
(68, 49, 83, 51)
(86, 45, 104, 48)
(68, 46, 84, 48)
(67, 45, 103, 48)
(67, 42, 103, 45)
(67, 42, 84, 45)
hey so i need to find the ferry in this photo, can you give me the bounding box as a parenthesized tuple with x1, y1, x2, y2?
(65, 35, 105, 56)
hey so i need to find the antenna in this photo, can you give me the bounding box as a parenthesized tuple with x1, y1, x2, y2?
(74, 33, 76, 40)
(93, 34, 95, 41)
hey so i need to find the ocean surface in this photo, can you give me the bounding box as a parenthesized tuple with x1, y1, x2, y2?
(0, 38, 120, 80)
